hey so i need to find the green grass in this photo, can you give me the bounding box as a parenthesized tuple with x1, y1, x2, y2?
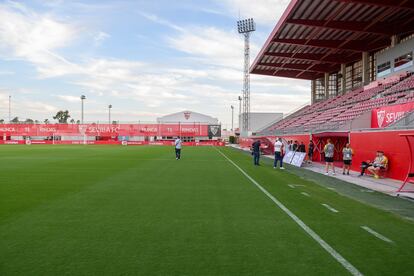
(0, 145, 413, 275)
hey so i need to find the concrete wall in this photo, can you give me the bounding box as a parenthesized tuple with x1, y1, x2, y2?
(240, 112, 283, 133)
(376, 36, 414, 78)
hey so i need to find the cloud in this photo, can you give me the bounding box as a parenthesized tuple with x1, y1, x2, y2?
(0, 89, 58, 120)
(138, 12, 185, 32)
(93, 31, 110, 46)
(168, 26, 250, 69)
(216, 0, 291, 26)
(0, 70, 14, 75)
(0, 1, 310, 126)
(0, 2, 79, 78)
(56, 95, 82, 103)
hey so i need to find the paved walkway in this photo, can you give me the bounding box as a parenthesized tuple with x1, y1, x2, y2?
(302, 161, 405, 195)
(229, 145, 414, 200)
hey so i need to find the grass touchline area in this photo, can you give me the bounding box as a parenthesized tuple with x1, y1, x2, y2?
(216, 147, 362, 276)
(1, 145, 413, 275)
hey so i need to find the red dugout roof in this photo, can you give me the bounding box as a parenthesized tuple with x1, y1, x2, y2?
(250, 0, 414, 80)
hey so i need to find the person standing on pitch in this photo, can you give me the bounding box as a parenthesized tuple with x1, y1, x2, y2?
(342, 143, 353, 175)
(324, 139, 335, 175)
(273, 138, 285, 169)
(252, 139, 261, 166)
(308, 140, 315, 164)
(175, 136, 182, 160)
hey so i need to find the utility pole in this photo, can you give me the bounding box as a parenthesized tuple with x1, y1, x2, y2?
(8, 95, 11, 123)
(238, 95, 242, 130)
(231, 105, 234, 132)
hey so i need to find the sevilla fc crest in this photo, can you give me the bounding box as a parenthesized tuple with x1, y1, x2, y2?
(208, 125, 221, 137)
(377, 110, 386, 128)
(184, 111, 191, 120)
(78, 125, 88, 134)
(210, 125, 219, 135)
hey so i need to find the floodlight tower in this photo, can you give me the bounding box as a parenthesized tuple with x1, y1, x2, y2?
(237, 18, 255, 135)
(108, 104, 112, 125)
(80, 95, 86, 124)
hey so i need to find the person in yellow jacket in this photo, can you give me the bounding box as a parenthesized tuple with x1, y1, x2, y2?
(367, 151, 388, 179)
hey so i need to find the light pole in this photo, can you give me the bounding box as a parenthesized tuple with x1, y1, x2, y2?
(237, 18, 255, 134)
(80, 95, 86, 124)
(231, 105, 234, 132)
(108, 104, 112, 125)
(8, 95, 11, 123)
(238, 96, 242, 129)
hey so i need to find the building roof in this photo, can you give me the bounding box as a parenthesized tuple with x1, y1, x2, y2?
(250, 0, 414, 80)
(157, 110, 218, 124)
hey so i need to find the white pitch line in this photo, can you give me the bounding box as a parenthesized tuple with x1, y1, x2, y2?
(327, 187, 336, 191)
(301, 192, 311, 197)
(360, 189, 374, 193)
(215, 148, 362, 276)
(288, 184, 305, 189)
(322, 204, 339, 213)
(361, 226, 393, 243)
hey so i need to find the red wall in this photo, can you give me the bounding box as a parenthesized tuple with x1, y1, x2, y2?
(282, 134, 311, 155)
(350, 130, 412, 181)
(242, 130, 413, 181)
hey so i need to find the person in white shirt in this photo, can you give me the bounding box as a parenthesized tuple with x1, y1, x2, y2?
(273, 138, 285, 169)
(175, 136, 182, 160)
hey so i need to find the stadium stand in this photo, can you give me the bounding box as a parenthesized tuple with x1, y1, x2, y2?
(258, 73, 414, 135)
(240, 0, 414, 185)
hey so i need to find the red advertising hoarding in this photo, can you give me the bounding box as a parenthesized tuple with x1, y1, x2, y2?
(0, 123, 211, 137)
(371, 102, 414, 128)
(0, 140, 225, 146)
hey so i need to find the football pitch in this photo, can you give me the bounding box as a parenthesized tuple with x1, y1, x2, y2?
(1, 145, 414, 275)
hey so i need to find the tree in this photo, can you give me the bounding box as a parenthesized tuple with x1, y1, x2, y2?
(53, 110, 71, 124)
(11, 117, 19, 123)
(34, 120, 39, 124)
(70, 118, 75, 124)
(44, 119, 50, 124)
(0, 119, 4, 124)
(25, 118, 34, 124)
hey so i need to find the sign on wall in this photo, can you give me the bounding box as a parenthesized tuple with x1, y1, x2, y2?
(371, 102, 414, 128)
(208, 125, 221, 137)
(0, 123, 214, 137)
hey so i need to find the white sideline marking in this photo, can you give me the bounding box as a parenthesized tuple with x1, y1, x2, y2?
(288, 184, 305, 188)
(215, 148, 362, 276)
(322, 204, 339, 213)
(361, 226, 393, 243)
(301, 192, 311, 197)
(327, 187, 336, 191)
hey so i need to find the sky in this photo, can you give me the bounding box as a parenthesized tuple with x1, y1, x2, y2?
(0, 0, 310, 128)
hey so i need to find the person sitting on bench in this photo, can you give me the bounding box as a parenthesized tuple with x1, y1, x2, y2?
(359, 151, 388, 179)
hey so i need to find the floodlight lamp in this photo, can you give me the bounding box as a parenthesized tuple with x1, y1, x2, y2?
(237, 18, 255, 33)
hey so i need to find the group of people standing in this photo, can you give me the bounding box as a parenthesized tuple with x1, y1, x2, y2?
(252, 138, 388, 179)
(323, 139, 353, 176)
(323, 139, 388, 178)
